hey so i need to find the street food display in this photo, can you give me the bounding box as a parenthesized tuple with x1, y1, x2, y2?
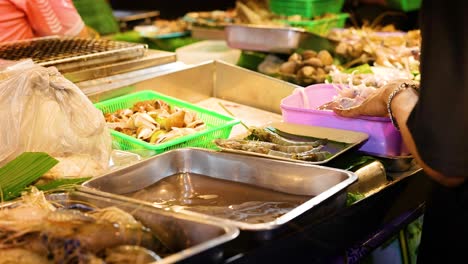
(0, 0, 427, 262)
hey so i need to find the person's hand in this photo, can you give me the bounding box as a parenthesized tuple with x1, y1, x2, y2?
(333, 79, 418, 118)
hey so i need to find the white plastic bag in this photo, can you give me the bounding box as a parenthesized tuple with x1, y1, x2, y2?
(0, 60, 112, 178)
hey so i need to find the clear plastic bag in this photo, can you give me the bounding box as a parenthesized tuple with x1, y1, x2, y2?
(0, 60, 112, 178)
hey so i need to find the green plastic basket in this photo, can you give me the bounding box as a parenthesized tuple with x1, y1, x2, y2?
(270, 0, 345, 18)
(279, 13, 349, 36)
(387, 0, 422, 11)
(94, 90, 240, 153)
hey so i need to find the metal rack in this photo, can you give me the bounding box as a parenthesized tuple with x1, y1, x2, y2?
(0, 36, 148, 72)
(0, 36, 179, 82)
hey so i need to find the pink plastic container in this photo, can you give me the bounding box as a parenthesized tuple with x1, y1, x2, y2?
(280, 84, 409, 157)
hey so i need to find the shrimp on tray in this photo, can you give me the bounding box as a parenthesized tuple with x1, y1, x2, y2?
(214, 127, 331, 162)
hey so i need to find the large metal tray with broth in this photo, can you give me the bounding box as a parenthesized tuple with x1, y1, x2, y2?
(82, 148, 356, 240)
(216, 121, 369, 165)
(0, 190, 239, 264)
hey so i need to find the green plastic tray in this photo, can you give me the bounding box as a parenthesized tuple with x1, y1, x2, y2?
(270, 0, 345, 18)
(94, 90, 239, 153)
(387, 0, 422, 11)
(279, 13, 349, 36)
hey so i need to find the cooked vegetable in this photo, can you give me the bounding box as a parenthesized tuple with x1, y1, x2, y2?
(346, 192, 365, 206)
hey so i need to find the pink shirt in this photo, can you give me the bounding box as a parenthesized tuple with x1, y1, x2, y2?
(0, 0, 85, 42)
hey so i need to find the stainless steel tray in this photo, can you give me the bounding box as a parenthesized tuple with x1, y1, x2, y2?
(63, 49, 176, 83)
(191, 26, 226, 40)
(360, 151, 414, 172)
(82, 148, 357, 233)
(216, 121, 369, 165)
(1, 190, 238, 264)
(225, 24, 337, 54)
(113, 10, 160, 22)
(348, 160, 388, 198)
(377, 155, 414, 172)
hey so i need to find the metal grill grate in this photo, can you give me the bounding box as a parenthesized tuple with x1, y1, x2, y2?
(0, 37, 147, 66)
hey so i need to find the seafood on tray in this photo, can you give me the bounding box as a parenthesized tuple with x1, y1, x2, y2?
(328, 26, 421, 71)
(315, 62, 419, 111)
(104, 99, 206, 145)
(0, 188, 167, 263)
(214, 127, 331, 162)
(318, 83, 378, 110)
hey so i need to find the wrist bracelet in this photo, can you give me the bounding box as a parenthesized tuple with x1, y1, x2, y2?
(387, 82, 419, 130)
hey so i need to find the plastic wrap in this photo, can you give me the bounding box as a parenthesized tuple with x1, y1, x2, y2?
(0, 60, 112, 178)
